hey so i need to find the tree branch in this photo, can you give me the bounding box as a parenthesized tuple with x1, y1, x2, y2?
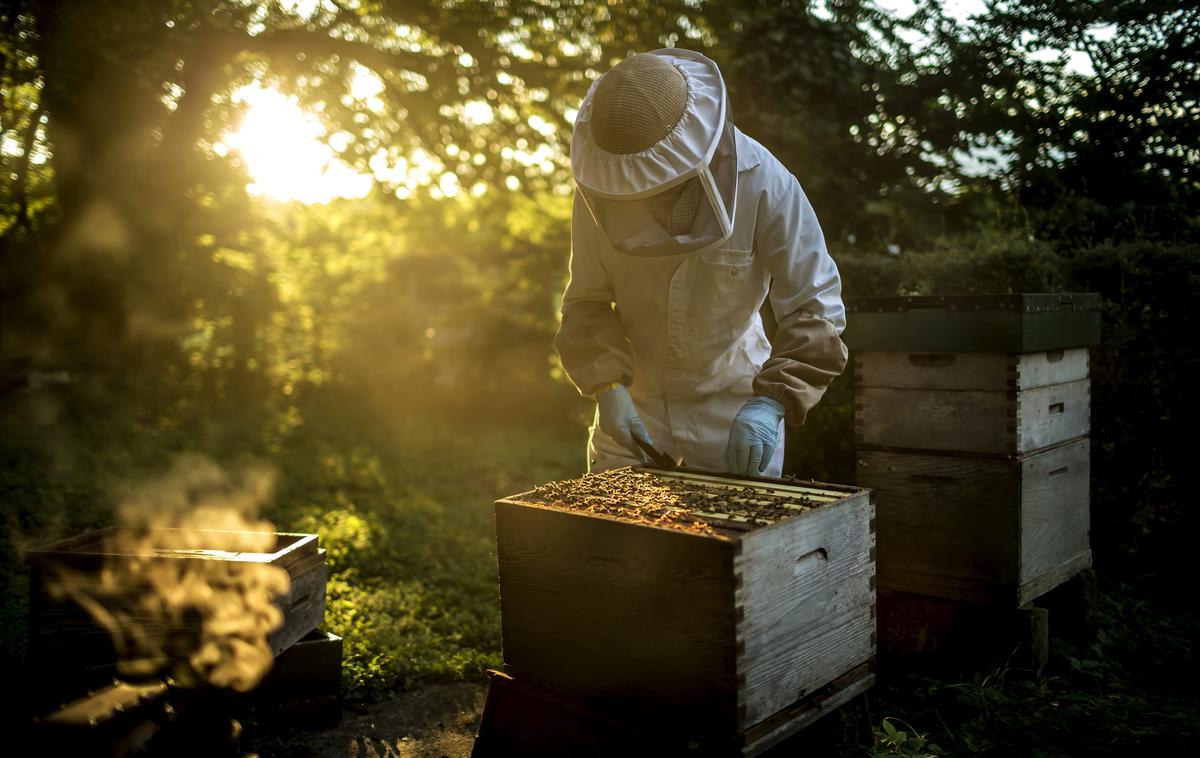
(242, 26, 435, 78)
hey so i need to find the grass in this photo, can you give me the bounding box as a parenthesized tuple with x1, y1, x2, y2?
(263, 390, 585, 696)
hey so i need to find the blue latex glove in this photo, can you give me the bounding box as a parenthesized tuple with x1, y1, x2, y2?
(597, 384, 653, 462)
(725, 396, 786, 475)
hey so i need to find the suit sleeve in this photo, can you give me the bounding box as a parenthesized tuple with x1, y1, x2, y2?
(554, 192, 636, 397)
(751, 170, 849, 426)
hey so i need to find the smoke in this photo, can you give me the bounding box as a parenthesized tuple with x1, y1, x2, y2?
(46, 455, 292, 691)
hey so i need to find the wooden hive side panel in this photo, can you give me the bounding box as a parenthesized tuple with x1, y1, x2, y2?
(856, 348, 1088, 392)
(856, 386, 1017, 454)
(1015, 379, 1091, 453)
(269, 550, 328, 656)
(1019, 439, 1092, 603)
(735, 492, 875, 729)
(858, 450, 1021, 603)
(856, 351, 1013, 391)
(495, 501, 739, 733)
(1014, 348, 1089, 390)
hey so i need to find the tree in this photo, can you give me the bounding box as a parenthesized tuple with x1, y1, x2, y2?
(0, 0, 697, 389)
(938, 0, 1200, 246)
(705, 0, 970, 250)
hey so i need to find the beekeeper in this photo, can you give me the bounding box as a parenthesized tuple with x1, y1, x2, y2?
(555, 49, 848, 477)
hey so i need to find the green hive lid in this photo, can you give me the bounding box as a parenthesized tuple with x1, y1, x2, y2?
(843, 293, 1101, 353)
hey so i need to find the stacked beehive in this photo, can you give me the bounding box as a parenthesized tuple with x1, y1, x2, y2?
(481, 467, 876, 756)
(848, 294, 1100, 643)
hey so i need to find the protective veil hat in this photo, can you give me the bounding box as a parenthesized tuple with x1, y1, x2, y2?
(572, 48, 737, 257)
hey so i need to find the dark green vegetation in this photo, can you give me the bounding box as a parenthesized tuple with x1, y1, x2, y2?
(866, 586, 1200, 756)
(2, 0, 1198, 755)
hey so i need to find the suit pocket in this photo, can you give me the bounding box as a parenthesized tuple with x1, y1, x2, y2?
(688, 248, 761, 360)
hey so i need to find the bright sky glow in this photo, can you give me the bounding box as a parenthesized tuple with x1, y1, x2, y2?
(218, 82, 537, 203)
(873, 0, 988, 22)
(874, 0, 1114, 77)
(461, 100, 495, 126)
(222, 84, 371, 204)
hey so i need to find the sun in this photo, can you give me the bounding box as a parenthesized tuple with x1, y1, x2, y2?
(221, 84, 372, 204)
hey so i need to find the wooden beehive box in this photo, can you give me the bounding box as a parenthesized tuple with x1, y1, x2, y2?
(26, 528, 327, 681)
(855, 348, 1090, 454)
(849, 293, 1100, 457)
(857, 439, 1090, 605)
(495, 467, 875, 746)
(846, 293, 1099, 607)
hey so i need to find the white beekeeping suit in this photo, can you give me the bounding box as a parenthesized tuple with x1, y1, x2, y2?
(555, 49, 848, 477)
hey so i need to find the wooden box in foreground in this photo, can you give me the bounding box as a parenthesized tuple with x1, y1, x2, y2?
(495, 468, 875, 751)
(26, 528, 327, 684)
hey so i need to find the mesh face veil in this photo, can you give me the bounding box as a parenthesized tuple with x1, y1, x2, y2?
(572, 49, 738, 257)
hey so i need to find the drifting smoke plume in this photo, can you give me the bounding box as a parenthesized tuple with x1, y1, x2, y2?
(47, 455, 291, 691)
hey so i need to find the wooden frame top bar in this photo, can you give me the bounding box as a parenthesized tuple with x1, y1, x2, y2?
(26, 527, 319, 565)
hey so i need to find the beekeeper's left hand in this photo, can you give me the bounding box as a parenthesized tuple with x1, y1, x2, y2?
(724, 397, 786, 475)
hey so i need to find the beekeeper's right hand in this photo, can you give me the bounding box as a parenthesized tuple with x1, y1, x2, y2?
(596, 384, 652, 462)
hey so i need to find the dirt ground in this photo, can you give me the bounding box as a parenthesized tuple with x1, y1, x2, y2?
(256, 682, 487, 758)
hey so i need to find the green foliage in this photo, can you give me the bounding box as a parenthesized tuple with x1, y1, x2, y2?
(708, 0, 966, 248)
(936, 1, 1200, 245)
(871, 716, 944, 757)
(840, 234, 1065, 297)
(869, 586, 1200, 756)
(260, 386, 585, 696)
(1062, 241, 1200, 576)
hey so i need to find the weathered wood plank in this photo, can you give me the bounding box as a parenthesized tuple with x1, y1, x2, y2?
(856, 379, 1089, 455)
(741, 667, 874, 757)
(1019, 439, 1090, 586)
(861, 439, 1091, 605)
(736, 493, 875, 728)
(856, 387, 1015, 454)
(1016, 348, 1089, 389)
(1015, 380, 1091, 452)
(268, 559, 328, 655)
(1018, 549, 1093, 606)
(855, 349, 1087, 392)
(855, 352, 1012, 391)
(858, 449, 1019, 603)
